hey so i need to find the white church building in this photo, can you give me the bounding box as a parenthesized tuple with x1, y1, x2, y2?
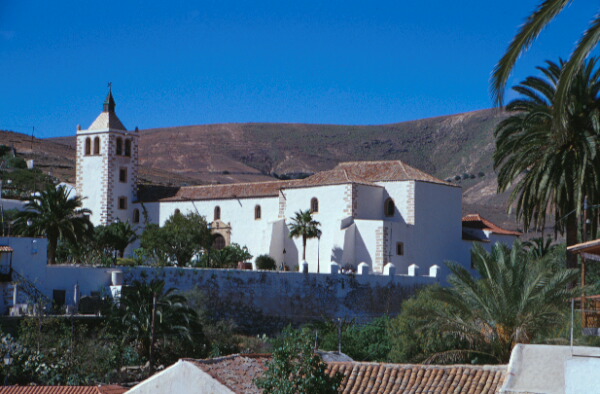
(75, 90, 515, 276)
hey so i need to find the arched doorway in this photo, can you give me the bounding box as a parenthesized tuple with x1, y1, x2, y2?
(213, 234, 226, 250)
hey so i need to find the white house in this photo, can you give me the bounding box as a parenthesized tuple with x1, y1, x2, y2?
(74, 91, 517, 276)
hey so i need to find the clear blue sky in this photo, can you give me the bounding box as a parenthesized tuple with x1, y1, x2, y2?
(0, 1, 596, 138)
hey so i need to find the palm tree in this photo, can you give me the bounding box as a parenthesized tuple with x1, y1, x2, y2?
(95, 221, 137, 258)
(492, 0, 600, 128)
(118, 279, 201, 367)
(14, 185, 92, 265)
(288, 210, 321, 262)
(427, 241, 579, 363)
(494, 58, 600, 268)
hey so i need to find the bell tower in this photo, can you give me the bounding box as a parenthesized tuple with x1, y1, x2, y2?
(75, 87, 138, 226)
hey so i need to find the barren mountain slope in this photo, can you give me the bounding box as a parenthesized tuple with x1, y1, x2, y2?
(36, 108, 523, 229)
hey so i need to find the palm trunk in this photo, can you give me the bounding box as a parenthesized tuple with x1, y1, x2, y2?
(48, 237, 57, 265)
(566, 213, 578, 269)
(302, 236, 306, 261)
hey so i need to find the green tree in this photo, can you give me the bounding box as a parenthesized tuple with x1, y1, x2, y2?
(199, 243, 253, 268)
(14, 185, 92, 265)
(388, 286, 466, 364)
(424, 241, 580, 363)
(494, 59, 600, 268)
(95, 221, 137, 258)
(113, 279, 205, 367)
(288, 210, 321, 262)
(140, 211, 211, 266)
(255, 328, 343, 394)
(491, 0, 600, 127)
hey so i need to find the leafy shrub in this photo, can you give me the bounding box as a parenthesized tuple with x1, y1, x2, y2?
(454, 175, 461, 181)
(116, 258, 137, 267)
(255, 254, 276, 270)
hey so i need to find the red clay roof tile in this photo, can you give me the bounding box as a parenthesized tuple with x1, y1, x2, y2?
(462, 214, 521, 236)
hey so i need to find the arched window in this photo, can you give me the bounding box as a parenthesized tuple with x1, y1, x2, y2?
(255, 205, 261, 220)
(214, 206, 221, 221)
(384, 198, 395, 217)
(84, 138, 91, 156)
(93, 137, 100, 155)
(133, 209, 140, 223)
(213, 234, 226, 250)
(116, 137, 123, 155)
(310, 197, 319, 213)
(125, 139, 132, 157)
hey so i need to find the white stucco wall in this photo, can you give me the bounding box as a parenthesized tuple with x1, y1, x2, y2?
(355, 184, 384, 220)
(500, 344, 600, 394)
(127, 360, 233, 394)
(283, 184, 348, 272)
(0, 199, 27, 211)
(141, 195, 281, 265)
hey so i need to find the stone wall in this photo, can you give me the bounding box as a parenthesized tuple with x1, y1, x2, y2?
(40, 265, 435, 334)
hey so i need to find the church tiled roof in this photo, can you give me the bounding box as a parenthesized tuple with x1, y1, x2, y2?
(159, 180, 301, 202)
(180, 354, 507, 394)
(155, 160, 452, 202)
(335, 160, 453, 185)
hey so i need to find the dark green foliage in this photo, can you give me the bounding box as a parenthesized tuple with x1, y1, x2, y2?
(392, 242, 580, 364)
(107, 279, 207, 367)
(0, 317, 126, 385)
(462, 173, 469, 180)
(0, 145, 11, 157)
(198, 243, 253, 268)
(454, 175, 461, 181)
(0, 169, 55, 199)
(95, 221, 137, 258)
(309, 317, 391, 362)
(0, 208, 19, 236)
(7, 156, 26, 169)
(491, 0, 600, 128)
(13, 185, 93, 265)
(255, 327, 343, 394)
(140, 212, 212, 266)
(494, 58, 600, 267)
(256, 254, 276, 270)
(478, 172, 485, 177)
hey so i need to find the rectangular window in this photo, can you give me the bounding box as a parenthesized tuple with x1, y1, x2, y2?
(53, 290, 66, 308)
(119, 167, 127, 183)
(118, 197, 127, 210)
(396, 242, 404, 256)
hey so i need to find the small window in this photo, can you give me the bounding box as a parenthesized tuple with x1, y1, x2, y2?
(125, 139, 132, 157)
(116, 137, 123, 155)
(310, 197, 319, 213)
(396, 242, 404, 256)
(119, 167, 127, 183)
(133, 209, 140, 223)
(84, 138, 91, 156)
(53, 290, 66, 308)
(118, 197, 127, 210)
(214, 206, 221, 221)
(255, 205, 261, 220)
(93, 137, 100, 155)
(384, 198, 395, 217)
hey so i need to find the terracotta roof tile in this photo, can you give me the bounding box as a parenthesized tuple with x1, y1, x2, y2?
(160, 180, 300, 202)
(0, 246, 14, 252)
(155, 160, 451, 202)
(462, 214, 521, 236)
(0, 386, 127, 394)
(187, 354, 507, 394)
(334, 160, 454, 186)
